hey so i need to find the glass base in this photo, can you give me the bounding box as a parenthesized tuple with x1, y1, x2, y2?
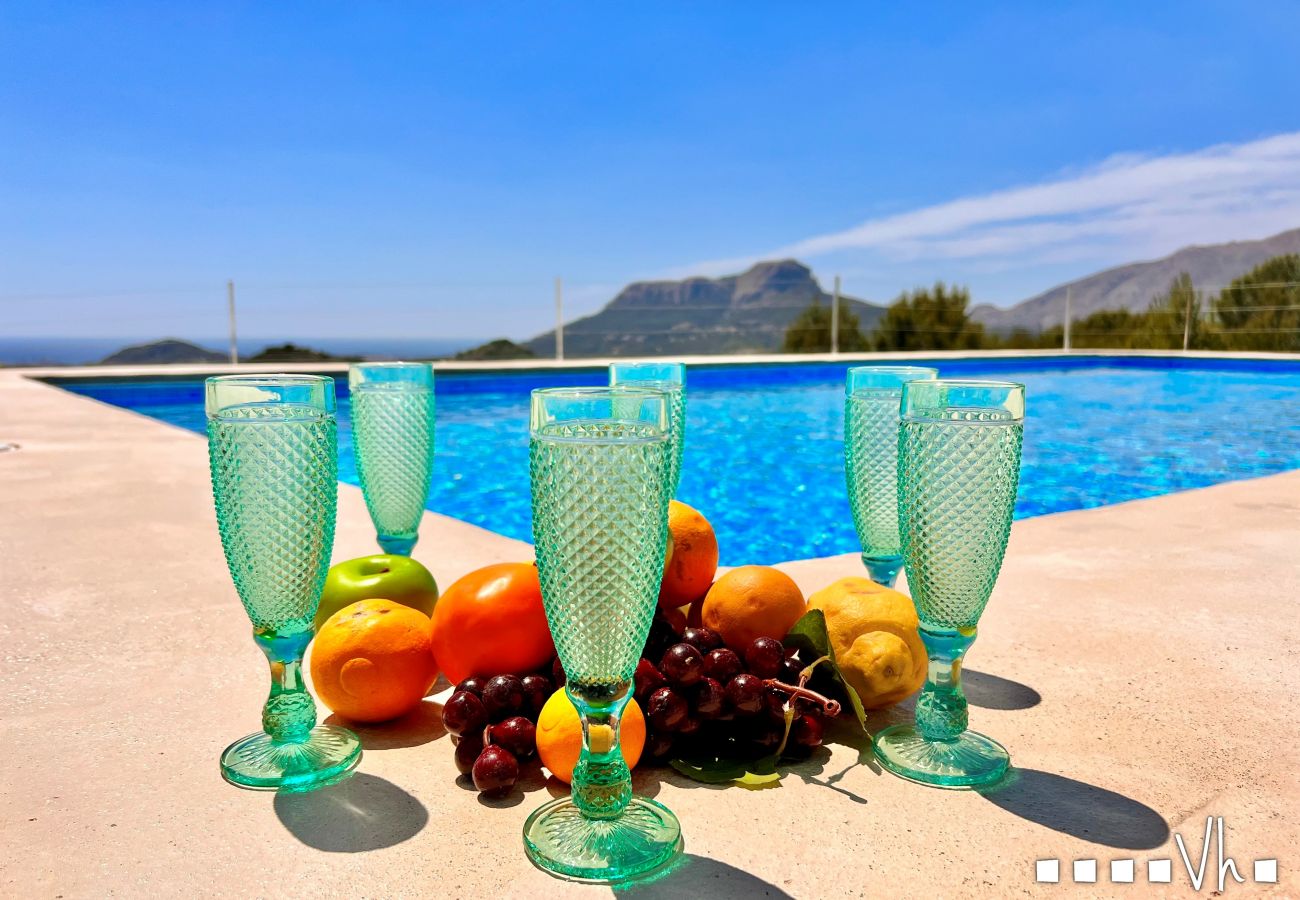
(874, 724, 1009, 789)
(220, 724, 363, 793)
(522, 796, 683, 884)
(861, 554, 902, 588)
(377, 533, 417, 556)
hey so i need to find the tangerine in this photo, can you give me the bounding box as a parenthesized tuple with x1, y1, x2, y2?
(535, 688, 645, 784)
(430, 562, 554, 683)
(659, 500, 719, 609)
(310, 599, 439, 723)
(701, 565, 807, 649)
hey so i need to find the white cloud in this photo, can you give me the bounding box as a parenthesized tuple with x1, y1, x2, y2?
(679, 132, 1300, 286)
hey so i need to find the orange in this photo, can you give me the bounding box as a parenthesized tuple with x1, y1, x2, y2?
(535, 688, 645, 784)
(310, 599, 439, 723)
(430, 562, 554, 683)
(701, 565, 807, 650)
(659, 500, 719, 609)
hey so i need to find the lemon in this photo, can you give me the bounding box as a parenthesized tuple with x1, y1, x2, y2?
(807, 577, 927, 708)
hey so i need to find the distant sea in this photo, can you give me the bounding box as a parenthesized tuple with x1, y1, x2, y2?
(0, 336, 487, 366)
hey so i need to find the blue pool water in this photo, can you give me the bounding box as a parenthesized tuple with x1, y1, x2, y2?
(52, 356, 1300, 565)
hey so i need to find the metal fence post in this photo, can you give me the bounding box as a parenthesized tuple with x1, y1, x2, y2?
(554, 276, 564, 361)
(227, 280, 239, 365)
(1063, 286, 1072, 351)
(831, 275, 841, 355)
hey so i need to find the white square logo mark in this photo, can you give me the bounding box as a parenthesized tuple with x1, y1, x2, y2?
(1148, 859, 1172, 883)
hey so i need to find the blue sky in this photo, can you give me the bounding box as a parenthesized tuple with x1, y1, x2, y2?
(2, 2, 1298, 341)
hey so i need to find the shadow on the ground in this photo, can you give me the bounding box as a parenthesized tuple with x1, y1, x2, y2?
(324, 699, 445, 750)
(613, 853, 794, 899)
(979, 768, 1169, 849)
(274, 773, 427, 852)
(962, 670, 1042, 710)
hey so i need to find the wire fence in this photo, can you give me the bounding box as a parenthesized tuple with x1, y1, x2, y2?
(2, 275, 1298, 365)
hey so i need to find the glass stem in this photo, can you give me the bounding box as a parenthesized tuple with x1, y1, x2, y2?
(861, 553, 903, 588)
(569, 686, 632, 821)
(914, 626, 974, 741)
(377, 532, 417, 556)
(254, 628, 317, 744)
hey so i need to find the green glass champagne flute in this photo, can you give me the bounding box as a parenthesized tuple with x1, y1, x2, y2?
(844, 365, 938, 587)
(874, 379, 1024, 788)
(608, 361, 686, 496)
(206, 375, 362, 791)
(523, 387, 682, 883)
(348, 362, 436, 556)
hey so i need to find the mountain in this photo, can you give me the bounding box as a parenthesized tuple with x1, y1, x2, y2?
(524, 259, 886, 357)
(101, 339, 226, 365)
(246, 342, 349, 362)
(454, 338, 536, 361)
(971, 228, 1300, 332)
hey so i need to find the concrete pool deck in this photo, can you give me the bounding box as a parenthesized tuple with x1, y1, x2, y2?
(1, 363, 1297, 898)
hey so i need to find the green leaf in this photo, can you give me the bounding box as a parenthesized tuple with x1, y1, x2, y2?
(783, 609, 870, 732)
(668, 756, 751, 784)
(669, 752, 782, 787)
(734, 755, 781, 787)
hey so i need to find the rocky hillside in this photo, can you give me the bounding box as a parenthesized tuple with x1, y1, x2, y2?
(971, 228, 1300, 332)
(454, 338, 536, 361)
(524, 260, 885, 357)
(101, 339, 226, 364)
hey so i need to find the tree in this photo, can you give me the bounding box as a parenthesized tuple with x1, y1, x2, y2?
(1213, 254, 1300, 352)
(871, 282, 985, 351)
(1031, 309, 1140, 349)
(781, 298, 869, 352)
(1134, 272, 1208, 350)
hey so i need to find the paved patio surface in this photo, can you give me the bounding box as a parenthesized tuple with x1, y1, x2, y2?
(1, 367, 1296, 898)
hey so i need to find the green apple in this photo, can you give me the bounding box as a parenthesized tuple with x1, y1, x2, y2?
(316, 554, 439, 630)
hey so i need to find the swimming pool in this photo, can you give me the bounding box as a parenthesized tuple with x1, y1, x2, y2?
(51, 355, 1300, 565)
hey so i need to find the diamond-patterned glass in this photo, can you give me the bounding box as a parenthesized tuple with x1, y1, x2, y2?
(208, 406, 337, 633)
(843, 367, 936, 569)
(530, 421, 670, 691)
(609, 363, 687, 497)
(846, 392, 906, 557)
(898, 412, 1022, 629)
(351, 387, 435, 545)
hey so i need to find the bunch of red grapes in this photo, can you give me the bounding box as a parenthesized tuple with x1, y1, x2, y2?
(440, 660, 564, 797)
(636, 614, 836, 764)
(444, 617, 837, 796)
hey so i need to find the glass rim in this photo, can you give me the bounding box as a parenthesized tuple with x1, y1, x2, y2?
(348, 361, 432, 370)
(530, 386, 671, 435)
(205, 373, 335, 418)
(608, 360, 687, 368)
(846, 365, 939, 394)
(531, 386, 671, 400)
(205, 373, 334, 387)
(609, 361, 687, 382)
(907, 378, 1024, 391)
(349, 360, 434, 391)
(900, 378, 1025, 421)
(847, 365, 939, 376)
